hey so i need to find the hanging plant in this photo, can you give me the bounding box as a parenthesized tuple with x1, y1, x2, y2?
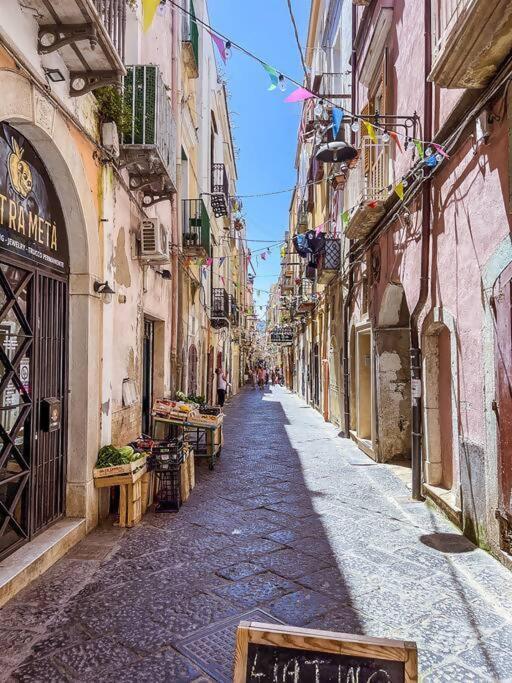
(94, 86, 132, 135)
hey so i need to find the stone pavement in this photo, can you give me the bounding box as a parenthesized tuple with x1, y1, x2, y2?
(2, 386, 512, 682)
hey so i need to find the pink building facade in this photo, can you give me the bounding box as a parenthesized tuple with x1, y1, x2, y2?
(345, 0, 512, 563)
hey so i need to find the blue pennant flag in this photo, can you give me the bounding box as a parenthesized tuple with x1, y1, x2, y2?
(332, 107, 344, 139)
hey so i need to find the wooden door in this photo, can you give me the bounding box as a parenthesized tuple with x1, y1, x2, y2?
(493, 262, 512, 551)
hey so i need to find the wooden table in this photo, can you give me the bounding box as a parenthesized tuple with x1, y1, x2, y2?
(153, 414, 224, 470)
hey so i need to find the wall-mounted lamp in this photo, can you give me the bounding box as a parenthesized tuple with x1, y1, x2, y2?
(43, 67, 65, 83)
(94, 280, 115, 304)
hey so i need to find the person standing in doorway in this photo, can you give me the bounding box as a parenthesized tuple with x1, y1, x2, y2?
(257, 366, 265, 390)
(215, 367, 228, 409)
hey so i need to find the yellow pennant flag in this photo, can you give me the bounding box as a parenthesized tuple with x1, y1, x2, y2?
(364, 120, 377, 143)
(142, 0, 160, 32)
(395, 181, 404, 200)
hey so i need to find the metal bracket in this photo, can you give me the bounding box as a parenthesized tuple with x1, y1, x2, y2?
(128, 173, 166, 192)
(141, 192, 175, 207)
(38, 23, 97, 54)
(70, 71, 122, 96)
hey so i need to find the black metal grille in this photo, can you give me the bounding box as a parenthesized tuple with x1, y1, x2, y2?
(321, 237, 341, 271)
(211, 163, 229, 218)
(31, 273, 67, 535)
(211, 288, 229, 328)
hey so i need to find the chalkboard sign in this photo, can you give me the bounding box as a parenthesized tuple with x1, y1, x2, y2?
(234, 622, 417, 683)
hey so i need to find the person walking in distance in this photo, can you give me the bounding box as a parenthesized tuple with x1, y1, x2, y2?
(257, 366, 265, 390)
(252, 367, 258, 389)
(215, 367, 229, 409)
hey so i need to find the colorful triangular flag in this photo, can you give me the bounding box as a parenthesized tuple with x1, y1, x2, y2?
(332, 108, 344, 139)
(363, 120, 377, 143)
(432, 143, 449, 159)
(208, 31, 227, 63)
(394, 181, 404, 200)
(341, 210, 350, 227)
(414, 140, 424, 159)
(284, 87, 314, 103)
(142, 0, 160, 32)
(263, 64, 279, 91)
(390, 131, 402, 153)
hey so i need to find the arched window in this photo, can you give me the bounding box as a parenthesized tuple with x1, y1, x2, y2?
(188, 345, 198, 395)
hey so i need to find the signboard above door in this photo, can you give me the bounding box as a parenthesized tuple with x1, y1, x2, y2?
(0, 123, 69, 273)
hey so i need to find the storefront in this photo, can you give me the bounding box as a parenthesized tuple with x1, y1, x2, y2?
(0, 122, 69, 560)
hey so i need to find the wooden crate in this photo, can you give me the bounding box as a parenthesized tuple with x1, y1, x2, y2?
(140, 471, 153, 514)
(180, 457, 190, 503)
(188, 448, 195, 490)
(93, 464, 147, 489)
(93, 455, 146, 480)
(119, 478, 143, 528)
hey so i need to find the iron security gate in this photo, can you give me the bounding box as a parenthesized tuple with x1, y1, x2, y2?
(0, 262, 68, 559)
(31, 272, 68, 536)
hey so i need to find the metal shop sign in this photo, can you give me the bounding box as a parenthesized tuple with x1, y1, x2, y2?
(270, 328, 294, 343)
(0, 123, 68, 272)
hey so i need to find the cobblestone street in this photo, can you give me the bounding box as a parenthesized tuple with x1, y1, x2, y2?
(2, 387, 512, 682)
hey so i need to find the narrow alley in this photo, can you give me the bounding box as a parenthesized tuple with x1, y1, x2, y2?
(2, 387, 511, 682)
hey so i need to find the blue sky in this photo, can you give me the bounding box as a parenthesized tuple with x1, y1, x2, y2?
(207, 0, 310, 318)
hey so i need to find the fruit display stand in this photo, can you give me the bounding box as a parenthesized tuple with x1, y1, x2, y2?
(184, 413, 223, 470)
(152, 412, 223, 470)
(93, 456, 147, 528)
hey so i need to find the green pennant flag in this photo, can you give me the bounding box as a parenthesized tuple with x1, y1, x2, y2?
(414, 140, 424, 159)
(263, 63, 279, 91)
(341, 210, 350, 226)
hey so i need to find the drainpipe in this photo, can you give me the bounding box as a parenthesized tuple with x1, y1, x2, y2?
(410, 0, 433, 500)
(343, 3, 358, 438)
(170, 2, 180, 395)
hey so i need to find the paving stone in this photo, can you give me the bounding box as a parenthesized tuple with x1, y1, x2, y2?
(267, 589, 334, 626)
(97, 649, 207, 683)
(209, 571, 296, 609)
(11, 658, 69, 682)
(215, 560, 265, 581)
(53, 638, 138, 676)
(255, 548, 333, 579)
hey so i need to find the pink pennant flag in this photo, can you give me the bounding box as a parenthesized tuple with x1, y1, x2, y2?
(284, 87, 315, 103)
(220, 275, 225, 286)
(208, 31, 227, 63)
(206, 257, 213, 266)
(432, 143, 449, 159)
(315, 224, 322, 237)
(261, 252, 267, 260)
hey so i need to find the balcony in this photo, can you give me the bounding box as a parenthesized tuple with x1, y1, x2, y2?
(182, 0, 199, 79)
(281, 275, 294, 292)
(297, 203, 309, 234)
(317, 237, 342, 284)
(35, 0, 125, 96)
(343, 135, 391, 240)
(297, 279, 316, 313)
(211, 163, 229, 219)
(429, 0, 512, 88)
(211, 288, 230, 329)
(182, 199, 211, 257)
(122, 65, 177, 205)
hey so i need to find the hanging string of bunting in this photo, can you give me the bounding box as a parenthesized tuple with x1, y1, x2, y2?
(162, 0, 448, 153)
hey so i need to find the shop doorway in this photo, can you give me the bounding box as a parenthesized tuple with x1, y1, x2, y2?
(312, 343, 320, 407)
(142, 318, 154, 435)
(0, 261, 68, 559)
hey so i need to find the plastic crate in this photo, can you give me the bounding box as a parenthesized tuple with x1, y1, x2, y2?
(155, 466, 181, 512)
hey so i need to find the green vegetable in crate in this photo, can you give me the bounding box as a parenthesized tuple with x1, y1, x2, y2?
(95, 444, 140, 468)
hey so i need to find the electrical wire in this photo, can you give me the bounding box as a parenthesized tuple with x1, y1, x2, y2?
(285, 0, 309, 82)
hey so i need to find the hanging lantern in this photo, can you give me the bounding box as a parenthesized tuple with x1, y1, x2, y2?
(315, 141, 358, 164)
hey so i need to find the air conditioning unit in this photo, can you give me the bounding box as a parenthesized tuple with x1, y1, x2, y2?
(140, 218, 170, 263)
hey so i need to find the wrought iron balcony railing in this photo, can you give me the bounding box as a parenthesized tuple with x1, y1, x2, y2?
(229, 296, 240, 327)
(122, 65, 178, 205)
(34, 0, 126, 95)
(317, 237, 342, 284)
(211, 163, 229, 218)
(182, 199, 211, 256)
(182, 0, 199, 78)
(211, 288, 230, 329)
(297, 278, 316, 312)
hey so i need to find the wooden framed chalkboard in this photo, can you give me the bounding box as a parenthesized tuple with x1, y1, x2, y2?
(233, 622, 418, 682)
